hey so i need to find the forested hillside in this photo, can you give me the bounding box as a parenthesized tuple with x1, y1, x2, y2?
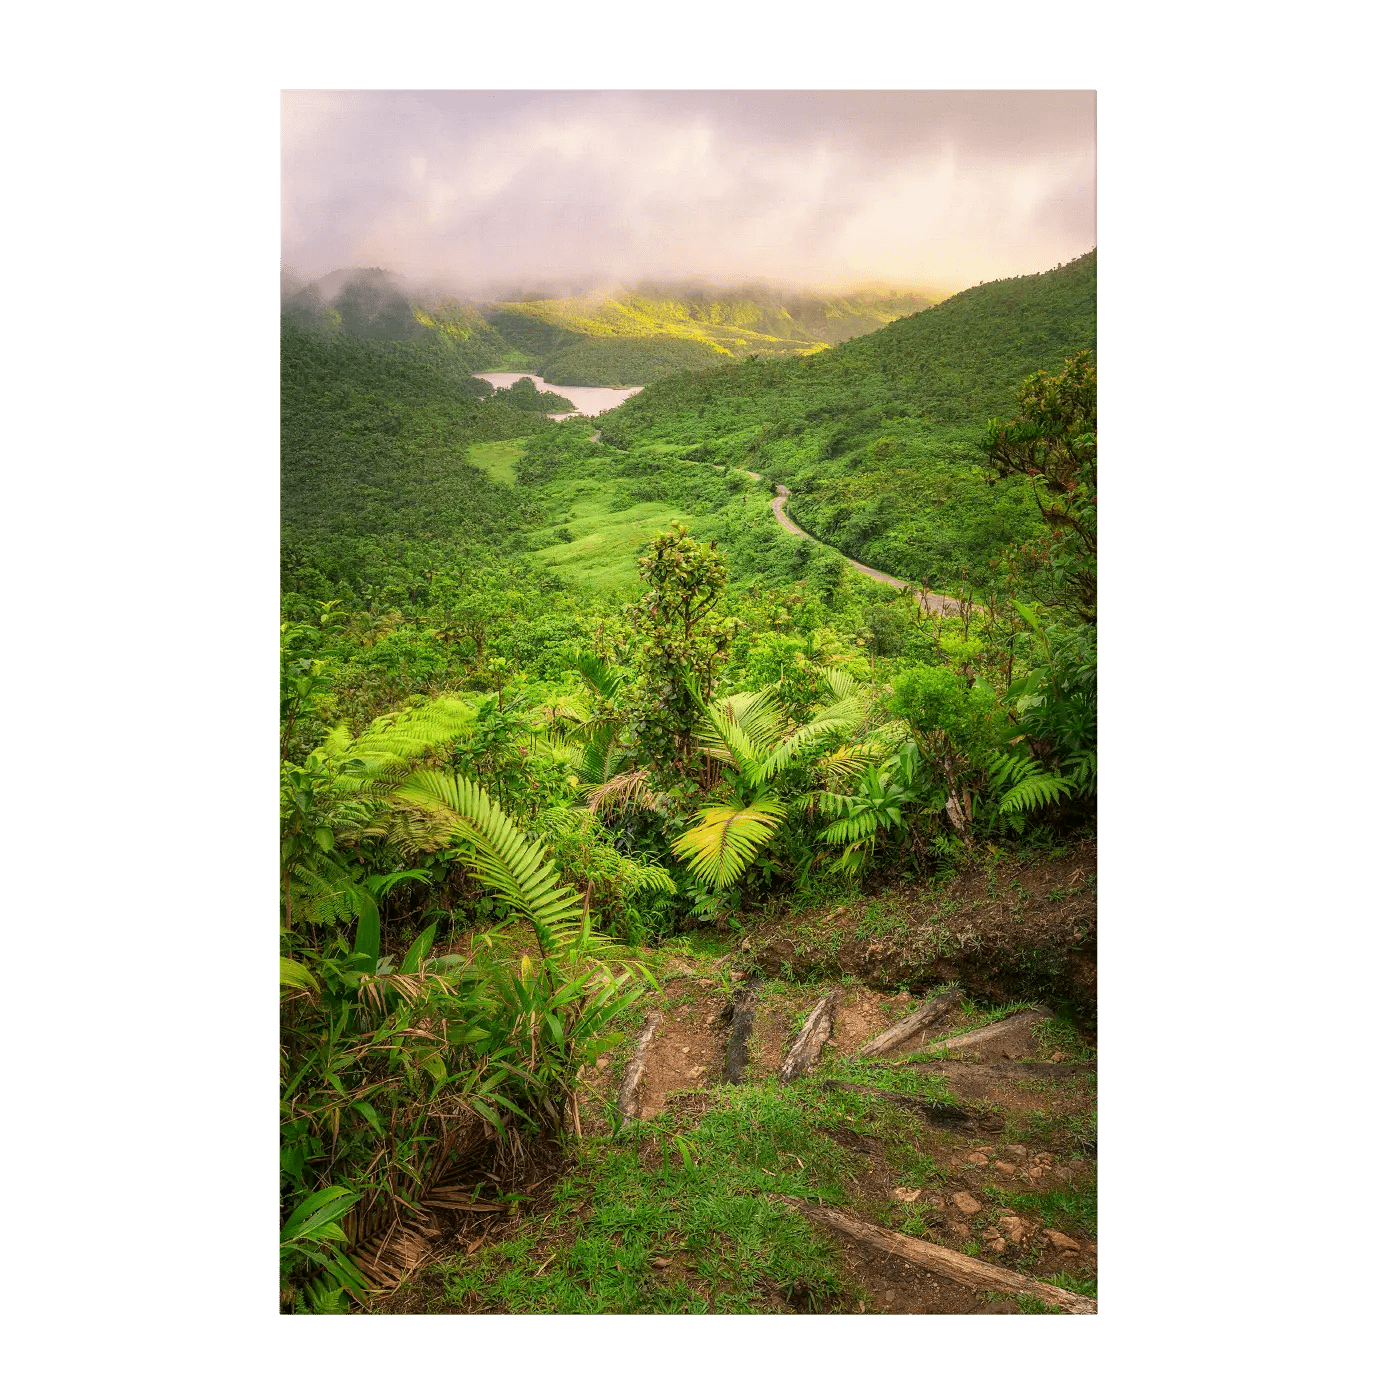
(604, 251, 1096, 591)
(280, 253, 1097, 1316)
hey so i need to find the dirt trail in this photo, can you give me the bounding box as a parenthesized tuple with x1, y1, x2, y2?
(590, 959, 1096, 1315)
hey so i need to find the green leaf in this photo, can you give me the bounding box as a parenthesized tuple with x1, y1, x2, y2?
(280, 957, 320, 993)
(353, 887, 381, 966)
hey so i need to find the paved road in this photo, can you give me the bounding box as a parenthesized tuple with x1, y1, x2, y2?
(769, 483, 969, 617)
(586, 432, 972, 617)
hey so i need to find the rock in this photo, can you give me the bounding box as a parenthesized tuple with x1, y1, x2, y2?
(1028, 1166, 1044, 1179)
(890, 1187, 922, 1203)
(1045, 1230, 1081, 1252)
(885, 1289, 897, 1303)
(687, 1066, 703, 1077)
(1050, 1051, 1067, 1063)
(950, 1222, 971, 1239)
(1053, 1166, 1073, 1182)
(981, 1227, 1001, 1241)
(952, 1191, 981, 1216)
(1035, 1153, 1055, 1165)
(1005, 1144, 1029, 1161)
(994, 1161, 1017, 1176)
(681, 1046, 691, 1054)
(893, 992, 912, 1004)
(966, 1152, 989, 1166)
(998, 1216, 1029, 1246)
(989, 1238, 1008, 1254)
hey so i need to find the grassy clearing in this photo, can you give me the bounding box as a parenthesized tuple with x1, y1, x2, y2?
(466, 438, 530, 487)
(527, 491, 725, 594)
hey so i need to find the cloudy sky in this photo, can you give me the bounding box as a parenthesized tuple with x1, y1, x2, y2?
(282, 91, 1095, 298)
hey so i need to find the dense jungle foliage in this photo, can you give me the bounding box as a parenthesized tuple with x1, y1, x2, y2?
(280, 253, 1096, 1311)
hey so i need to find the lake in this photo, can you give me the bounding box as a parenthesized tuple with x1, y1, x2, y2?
(474, 372, 645, 420)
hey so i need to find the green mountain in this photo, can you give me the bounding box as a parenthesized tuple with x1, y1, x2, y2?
(602, 250, 1097, 589)
(418, 286, 946, 385)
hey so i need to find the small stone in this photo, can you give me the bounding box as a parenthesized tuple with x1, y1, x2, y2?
(890, 1187, 922, 1203)
(894, 992, 912, 1004)
(1035, 1153, 1055, 1165)
(1028, 1166, 1044, 1179)
(950, 1222, 971, 1239)
(994, 1161, 1017, 1176)
(981, 1227, 1001, 1241)
(681, 1046, 691, 1054)
(1045, 1230, 1081, 1252)
(687, 1066, 703, 1077)
(989, 1238, 1007, 1254)
(885, 1290, 896, 1303)
(966, 1152, 989, 1166)
(1005, 1144, 1029, 1161)
(952, 1191, 981, 1216)
(1050, 1051, 1067, 1063)
(998, 1216, 1029, 1246)
(1053, 1166, 1073, 1182)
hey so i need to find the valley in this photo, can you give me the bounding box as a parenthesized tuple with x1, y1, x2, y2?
(280, 249, 1097, 1316)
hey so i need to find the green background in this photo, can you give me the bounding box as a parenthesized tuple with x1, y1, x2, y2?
(13, 2, 1388, 1388)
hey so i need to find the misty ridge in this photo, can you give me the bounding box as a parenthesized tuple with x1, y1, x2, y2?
(280, 264, 975, 387)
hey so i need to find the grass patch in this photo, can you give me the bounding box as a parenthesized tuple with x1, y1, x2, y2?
(431, 1080, 884, 1313)
(466, 437, 529, 486)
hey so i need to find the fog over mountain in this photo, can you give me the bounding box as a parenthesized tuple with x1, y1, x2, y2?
(282, 91, 1096, 300)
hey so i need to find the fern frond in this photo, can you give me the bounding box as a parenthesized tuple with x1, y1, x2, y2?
(989, 751, 1074, 815)
(671, 798, 786, 890)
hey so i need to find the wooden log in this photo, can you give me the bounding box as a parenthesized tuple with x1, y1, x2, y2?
(617, 1010, 661, 1123)
(779, 990, 839, 1084)
(820, 1079, 1001, 1133)
(724, 981, 760, 1085)
(774, 1196, 1095, 1315)
(856, 989, 964, 1058)
(913, 1006, 1051, 1057)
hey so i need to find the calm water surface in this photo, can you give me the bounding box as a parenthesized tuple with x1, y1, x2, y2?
(474, 373, 644, 420)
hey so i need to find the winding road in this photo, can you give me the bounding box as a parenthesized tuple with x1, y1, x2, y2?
(587, 432, 970, 616)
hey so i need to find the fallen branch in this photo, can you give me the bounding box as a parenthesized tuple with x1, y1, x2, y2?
(856, 989, 963, 1058)
(618, 1010, 661, 1123)
(774, 1196, 1095, 1315)
(779, 990, 839, 1083)
(724, 980, 760, 1085)
(918, 1007, 1051, 1057)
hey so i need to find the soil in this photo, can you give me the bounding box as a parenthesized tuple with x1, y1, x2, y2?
(370, 844, 1098, 1317)
(745, 839, 1097, 1026)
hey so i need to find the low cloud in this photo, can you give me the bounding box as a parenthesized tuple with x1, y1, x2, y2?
(282, 91, 1095, 298)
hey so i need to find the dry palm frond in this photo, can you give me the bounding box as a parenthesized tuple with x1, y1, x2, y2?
(585, 766, 661, 814)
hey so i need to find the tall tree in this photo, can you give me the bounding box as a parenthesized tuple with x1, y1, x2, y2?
(983, 350, 1096, 623)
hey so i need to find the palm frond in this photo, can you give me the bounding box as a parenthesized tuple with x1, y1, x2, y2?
(394, 771, 583, 953)
(819, 666, 861, 701)
(569, 649, 625, 704)
(758, 695, 864, 780)
(671, 798, 786, 890)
